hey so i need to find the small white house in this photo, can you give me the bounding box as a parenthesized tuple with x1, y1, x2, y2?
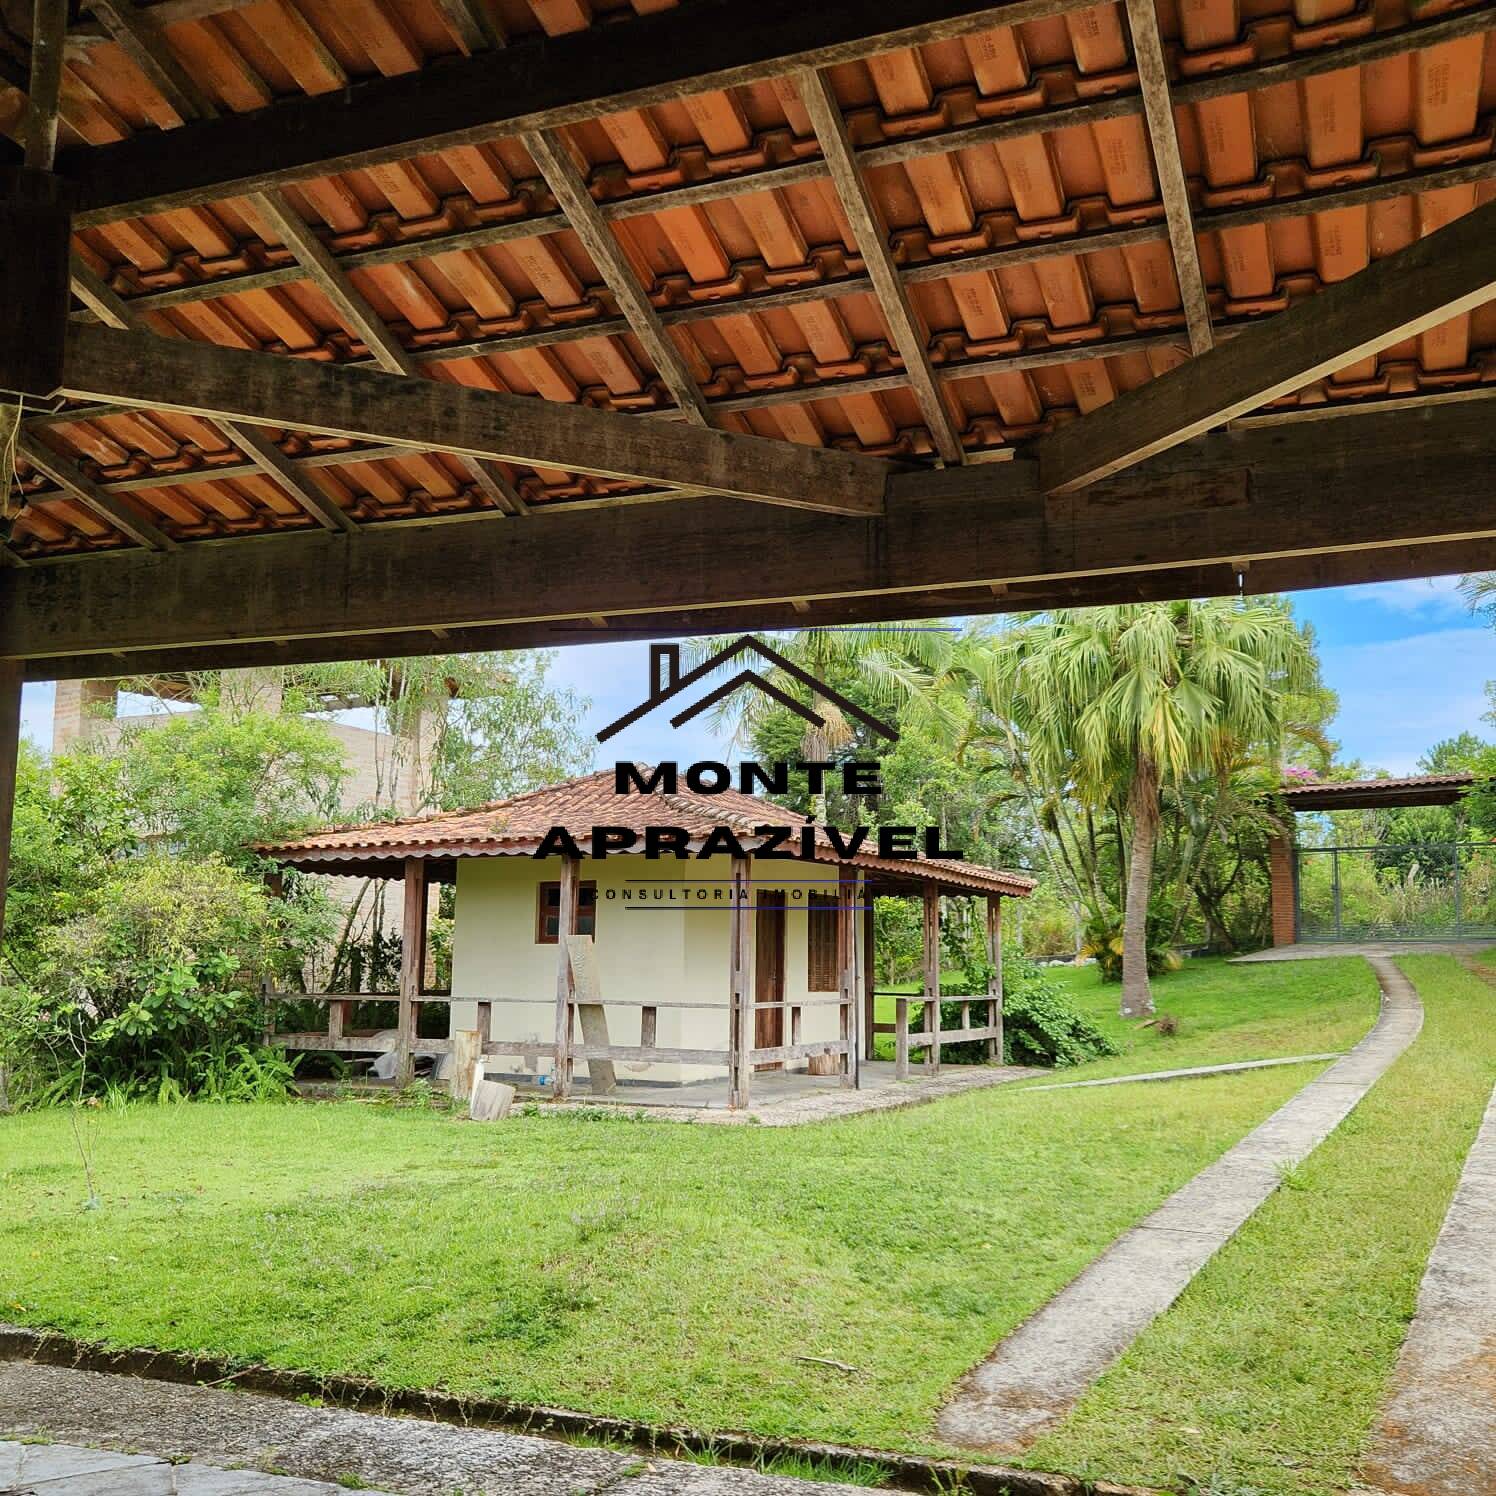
(262, 771, 1034, 1108)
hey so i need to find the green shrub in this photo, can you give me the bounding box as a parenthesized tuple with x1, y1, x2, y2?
(1, 854, 331, 1106)
(935, 950, 1118, 1068)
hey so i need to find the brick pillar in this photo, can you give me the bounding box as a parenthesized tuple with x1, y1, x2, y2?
(51, 678, 116, 754)
(1267, 827, 1297, 947)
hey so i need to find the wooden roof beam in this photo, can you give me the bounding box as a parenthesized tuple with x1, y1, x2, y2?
(797, 69, 964, 465)
(56, 321, 891, 514)
(16, 431, 175, 551)
(1035, 196, 1496, 493)
(6, 400, 1495, 667)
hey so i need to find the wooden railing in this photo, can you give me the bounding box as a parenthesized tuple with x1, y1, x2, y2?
(267, 989, 851, 1099)
(266, 991, 451, 1069)
(891, 992, 1002, 1079)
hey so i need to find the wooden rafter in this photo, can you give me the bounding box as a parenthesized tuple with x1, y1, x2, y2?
(79, 0, 530, 525)
(1036, 197, 1496, 493)
(67, 255, 360, 535)
(521, 129, 711, 425)
(24, 0, 68, 170)
(57, 322, 891, 513)
(16, 432, 176, 551)
(797, 68, 964, 465)
(247, 190, 529, 516)
(7, 400, 1496, 668)
(55, 0, 1090, 221)
(1123, 0, 1211, 356)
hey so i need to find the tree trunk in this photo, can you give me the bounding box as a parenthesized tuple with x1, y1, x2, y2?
(1121, 767, 1158, 1019)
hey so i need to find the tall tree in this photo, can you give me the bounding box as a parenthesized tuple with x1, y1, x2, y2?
(972, 601, 1317, 1016)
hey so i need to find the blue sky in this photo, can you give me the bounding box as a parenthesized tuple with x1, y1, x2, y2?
(19, 572, 1494, 775)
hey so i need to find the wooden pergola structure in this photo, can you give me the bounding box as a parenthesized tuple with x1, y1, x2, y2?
(2, 0, 1495, 940)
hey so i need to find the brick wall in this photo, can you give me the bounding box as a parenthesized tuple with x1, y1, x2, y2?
(1267, 829, 1297, 947)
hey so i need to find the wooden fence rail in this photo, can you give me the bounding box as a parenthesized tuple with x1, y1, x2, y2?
(893, 993, 1001, 1079)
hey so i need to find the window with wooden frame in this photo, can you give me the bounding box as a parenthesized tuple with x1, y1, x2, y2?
(807, 892, 838, 990)
(536, 880, 597, 943)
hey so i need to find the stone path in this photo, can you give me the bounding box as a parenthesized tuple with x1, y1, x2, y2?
(1355, 1078, 1496, 1496)
(1021, 1051, 1343, 1092)
(0, 1439, 397, 1494)
(936, 955, 1424, 1452)
(0, 1363, 862, 1496)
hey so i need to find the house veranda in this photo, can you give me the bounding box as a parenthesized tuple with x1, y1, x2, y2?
(258, 772, 1034, 1109)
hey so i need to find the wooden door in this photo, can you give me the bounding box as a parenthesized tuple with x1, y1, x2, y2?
(754, 891, 785, 1066)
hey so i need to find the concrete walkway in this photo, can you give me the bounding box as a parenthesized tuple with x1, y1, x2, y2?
(1021, 1051, 1343, 1092)
(1355, 1079, 1496, 1496)
(0, 1363, 864, 1496)
(937, 955, 1424, 1452)
(1, 1438, 398, 1494)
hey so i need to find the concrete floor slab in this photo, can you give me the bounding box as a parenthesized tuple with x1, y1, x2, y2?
(1355, 1080, 1496, 1496)
(936, 955, 1423, 1453)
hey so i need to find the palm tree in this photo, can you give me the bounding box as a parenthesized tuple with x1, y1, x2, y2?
(684, 625, 960, 819)
(969, 600, 1316, 1017)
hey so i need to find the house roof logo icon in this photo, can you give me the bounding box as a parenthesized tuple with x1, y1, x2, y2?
(595, 635, 900, 744)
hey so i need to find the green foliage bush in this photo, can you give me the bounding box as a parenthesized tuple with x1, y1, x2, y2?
(1, 855, 332, 1107)
(935, 949, 1118, 1068)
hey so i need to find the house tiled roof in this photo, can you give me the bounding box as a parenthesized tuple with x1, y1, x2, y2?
(1279, 770, 1477, 809)
(258, 769, 1036, 896)
(11, 0, 1495, 554)
(1280, 771, 1475, 798)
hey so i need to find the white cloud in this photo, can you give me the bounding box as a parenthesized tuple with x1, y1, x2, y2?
(1319, 626, 1495, 774)
(1340, 574, 1473, 621)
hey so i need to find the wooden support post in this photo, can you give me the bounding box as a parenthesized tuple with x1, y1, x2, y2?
(449, 1027, 480, 1103)
(837, 870, 859, 1089)
(728, 854, 753, 1109)
(566, 933, 616, 1096)
(895, 997, 910, 1081)
(397, 856, 427, 1087)
(327, 998, 348, 1043)
(475, 1000, 492, 1052)
(922, 884, 941, 1075)
(552, 853, 579, 1099)
(862, 887, 877, 1061)
(986, 893, 1003, 1064)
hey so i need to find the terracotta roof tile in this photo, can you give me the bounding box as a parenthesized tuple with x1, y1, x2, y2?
(11, 0, 1493, 555)
(259, 768, 1037, 895)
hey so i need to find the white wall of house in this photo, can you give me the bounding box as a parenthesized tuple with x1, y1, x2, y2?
(446, 854, 854, 1088)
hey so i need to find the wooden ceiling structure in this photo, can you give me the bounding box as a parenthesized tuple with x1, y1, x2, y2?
(0, 0, 1493, 695)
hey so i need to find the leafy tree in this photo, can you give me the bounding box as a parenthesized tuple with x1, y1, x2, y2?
(972, 601, 1317, 1016)
(112, 707, 347, 867)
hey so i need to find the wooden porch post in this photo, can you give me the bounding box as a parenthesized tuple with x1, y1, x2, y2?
(397, 856, 428, 1087)
(552, 852, 579, 1099)
(862, 884, 876, 1061)
(922, 883, 940, 1074)
(728, 853, 753, 1109)
(985, 893, 1003, 1065)
(837, 869, 859, 1089)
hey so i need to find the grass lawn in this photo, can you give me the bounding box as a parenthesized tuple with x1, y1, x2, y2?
(877, 955, 1380, 1082)
(1024, 955, 1496, 1496)
(1020, 954, 1378, 1082)
(0, 1052, 1326, 1453)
